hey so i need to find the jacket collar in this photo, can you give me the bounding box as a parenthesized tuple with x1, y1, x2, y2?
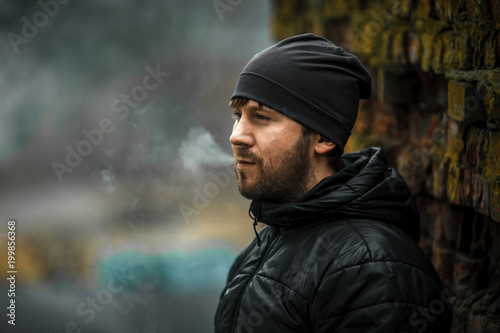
(249, 147, 421, 243)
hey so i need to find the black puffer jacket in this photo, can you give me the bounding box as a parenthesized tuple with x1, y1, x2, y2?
(214, 147, 452, 332)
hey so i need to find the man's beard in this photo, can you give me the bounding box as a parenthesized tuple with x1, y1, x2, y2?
(233, 132, 314, 203)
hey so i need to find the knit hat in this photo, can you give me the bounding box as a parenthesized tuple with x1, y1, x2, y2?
(231, 33, 372, 152)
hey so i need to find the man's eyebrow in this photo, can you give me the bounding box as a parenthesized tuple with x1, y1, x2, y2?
(230, 104, 273, 113)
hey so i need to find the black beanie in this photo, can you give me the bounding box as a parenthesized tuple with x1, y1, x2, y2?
(231, 33, 372, 152)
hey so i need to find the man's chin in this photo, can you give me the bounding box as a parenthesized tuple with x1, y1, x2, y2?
(236, 181, 260, 201)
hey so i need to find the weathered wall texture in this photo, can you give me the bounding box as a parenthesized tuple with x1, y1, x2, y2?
(271, 0, 500, 331)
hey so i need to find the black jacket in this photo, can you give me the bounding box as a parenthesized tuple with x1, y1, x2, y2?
(214, 147, 452, 332)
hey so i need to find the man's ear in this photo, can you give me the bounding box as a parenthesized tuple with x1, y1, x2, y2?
(314, 135, 336, 155)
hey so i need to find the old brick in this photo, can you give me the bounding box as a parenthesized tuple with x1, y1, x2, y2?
(497, 32, 500, 70)
(487, 132, 500, 222)
(380, 31, 391, 63)
(432, 158, 449, 199)
(403, 144, 432, 193)
(323, 0, 351, 19)
(371, 101, 398, 133)
(465, 126, 488, 168)
(445, 118, 465, 164)
(457, 208, 474, 253)
(432, 32, 445, 73)
(470, 214, 489, 257)
(348, 5, 396, 56)
(419, 233, 434, 258)
(472, 172, 491, 216)
(377, 70, 429, 107)
(383, 0, 412, 19)
(326, 19, 351, 48)
(416, 71, 448, 113)
(484, 31, 499, 69)
(444, 119, 468, 204)
(396, 149, 417, 184)
(416, 196, 437, 233)
(417, 0, 435, 19)
(441, 31, 459, 69)
(391, 30, 407, 64)
(491, 179, 500, 222)
(432, 244, 456, 282)
(453, 252, 487, 289)
(483, 84, 500, 122)
(468, 314, 500, 332)
(370, 4, 398, 30)
(273, 0, 306, 18)
(435, 0, 468, 22)
(448, 80, 487, 123)
(419, 33, 434, 71)
(460, 168, 474, 206)
(492, 0, 500, 28)
(426, 160, 438, 196)
(464, 128, 479, 167)
(454, 32, 473, 69)
(470, 22, 492, 69)
(404, 31, 419, 65)
(440, 29, 474, 70)
(486, 131, 500, 179)
(304, 10, 325, 36)
(447, 164, 462, 204)
(473, 285, 500, 315)
(271, 15, 300, 40)
(489, 218, 500, 277)
(435, 202, 462, 247)
(441, 30, 474, 70)
(352, 99, 374, 133)
(349, 14, 380, 55)
(465, 0, 492, 21)
(434, 0, 448, 21)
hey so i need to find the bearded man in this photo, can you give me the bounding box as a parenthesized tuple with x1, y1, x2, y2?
(214, 33, 452, 332)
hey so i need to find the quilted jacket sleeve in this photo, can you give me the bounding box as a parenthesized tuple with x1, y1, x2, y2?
(311, 260, 452, 333)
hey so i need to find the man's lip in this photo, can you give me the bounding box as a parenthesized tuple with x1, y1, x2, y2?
(237, 160, 255, 164)
(236, 160, 256, 170)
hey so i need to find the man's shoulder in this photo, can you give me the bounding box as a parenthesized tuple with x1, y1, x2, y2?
(281, 218, 432, 273)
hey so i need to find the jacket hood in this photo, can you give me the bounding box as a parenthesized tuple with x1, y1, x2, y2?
(249, 147, 421, 243)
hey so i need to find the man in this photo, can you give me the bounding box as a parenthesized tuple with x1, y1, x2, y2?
(214, 33, 452, 332)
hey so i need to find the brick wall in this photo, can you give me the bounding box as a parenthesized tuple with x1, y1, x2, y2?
(271, 0, 500, 331)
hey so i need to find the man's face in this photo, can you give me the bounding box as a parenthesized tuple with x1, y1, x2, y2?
(229, 100, 314, 203)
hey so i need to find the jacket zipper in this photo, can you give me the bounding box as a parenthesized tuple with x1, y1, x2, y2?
(229, 226, 283, 332)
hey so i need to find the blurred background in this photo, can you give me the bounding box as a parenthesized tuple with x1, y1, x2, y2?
(0, 1, 273, 332)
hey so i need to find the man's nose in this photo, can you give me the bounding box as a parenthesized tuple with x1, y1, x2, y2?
(230, 117, 255, 147)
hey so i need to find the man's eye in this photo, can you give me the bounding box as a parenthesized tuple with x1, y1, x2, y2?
(256, 114, 270, 121)
(232, 112, 241, 120)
